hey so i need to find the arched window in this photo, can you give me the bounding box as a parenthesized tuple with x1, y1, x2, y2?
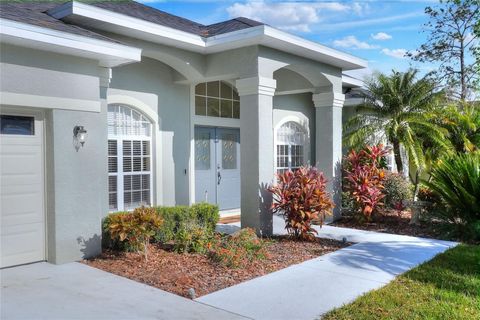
(275, 121, 307, 174)
(195, 81, 240, 119)
(107, 104, 153, 211)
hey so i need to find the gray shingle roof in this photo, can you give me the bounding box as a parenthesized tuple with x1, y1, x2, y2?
(0, 1, 265, 39)
(0, 2, 123, 44)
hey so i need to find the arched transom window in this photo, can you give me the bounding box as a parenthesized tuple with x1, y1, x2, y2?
(195, 81, 240, 119)
(108, 104, 153, 212)
(275, 121, 307, 174)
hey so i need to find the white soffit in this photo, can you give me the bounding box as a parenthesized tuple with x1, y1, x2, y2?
(49, 1, 367, 71)
(0, 18, 141, 67)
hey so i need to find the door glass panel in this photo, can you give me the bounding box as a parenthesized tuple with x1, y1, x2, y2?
(221, 133, 237, 170)
(195, 131, 211, 170)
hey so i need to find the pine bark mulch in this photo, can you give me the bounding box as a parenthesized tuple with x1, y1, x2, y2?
(84, 236, 348, 298)
(331, 210, 445, 240)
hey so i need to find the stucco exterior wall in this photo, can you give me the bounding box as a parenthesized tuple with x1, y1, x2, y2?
(0, 44, 100, 102)
(1, 44, 107, 263)
(108, 57, 191, 206)
(45, 105, 108, 263)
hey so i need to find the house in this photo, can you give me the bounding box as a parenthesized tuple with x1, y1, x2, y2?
(0, 1, 366, 268)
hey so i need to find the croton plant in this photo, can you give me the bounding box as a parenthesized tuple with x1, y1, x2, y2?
(269, 166, 334, 240)
(343, 144, 389, 220)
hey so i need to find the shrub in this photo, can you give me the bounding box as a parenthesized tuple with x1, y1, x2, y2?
(383, 172, 413, 210)
(190, 203, 220, 232)
(209, 228, 267, 268)
(269, 166, 334, 240)
(173, 221, 213, 254)
(343, 144, 389, 220)
(106, 206, 163, 260)
(154, 206, 192, 243)
(155, 203, 219, 243)
(425, 152, 480, 241)
(417, 186, 442, 204)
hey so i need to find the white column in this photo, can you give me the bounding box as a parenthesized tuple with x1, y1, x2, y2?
(312, 91, 345, 221)
(236, 76, 276, 236)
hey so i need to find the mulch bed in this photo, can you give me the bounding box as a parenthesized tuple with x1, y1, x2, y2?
(332, 210, 445, 239)
(84, 236, 348, 298)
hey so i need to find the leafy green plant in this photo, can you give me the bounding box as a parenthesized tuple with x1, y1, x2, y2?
(343, 145, 388, 220)
(106, 206, 163, 260)
(173, 221, 213, 254)
(269, 166, 334, 240)
(154, 203, 219, 243)
(425, 152, 480, 241)
(209, 228, 267, 268)
(383, 172, 413, 210)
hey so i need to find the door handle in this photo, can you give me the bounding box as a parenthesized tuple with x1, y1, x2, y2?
(217, 171, 222, 185)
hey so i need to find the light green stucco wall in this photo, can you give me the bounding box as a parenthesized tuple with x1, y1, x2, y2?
(108, 57, 191, 206)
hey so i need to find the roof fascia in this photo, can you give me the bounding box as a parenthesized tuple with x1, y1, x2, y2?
(48, 1, 367, 70)
(0, 18, 141, 67)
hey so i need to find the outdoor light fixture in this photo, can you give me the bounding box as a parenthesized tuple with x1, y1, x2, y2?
(73, 125, 87, 147)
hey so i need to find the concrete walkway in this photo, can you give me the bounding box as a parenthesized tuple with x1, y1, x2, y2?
(1, 262, 248, 320)
(200, 216, 457, 320)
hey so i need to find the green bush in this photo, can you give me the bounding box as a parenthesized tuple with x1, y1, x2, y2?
(154, 203, 219, 243)
(154, 206, 192, 243)
(383, 172, 413, 209)
(425, 152, 480, 241)
(190, 203, 220, 232)
(173, 221, 213, 254)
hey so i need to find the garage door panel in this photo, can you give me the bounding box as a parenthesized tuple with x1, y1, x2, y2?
(1, 192, 44, 226)
(1, 110, 45, 268)
(1, 222, 45, 267)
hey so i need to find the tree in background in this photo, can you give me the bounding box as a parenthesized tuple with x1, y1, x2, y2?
(344, 69, 447, 177)
(408, 0, 479, 100)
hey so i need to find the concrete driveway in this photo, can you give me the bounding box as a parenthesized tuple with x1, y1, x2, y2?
(1, 262, 248, 320)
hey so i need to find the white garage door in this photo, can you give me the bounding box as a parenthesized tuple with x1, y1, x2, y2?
(1, 109, 45, 268)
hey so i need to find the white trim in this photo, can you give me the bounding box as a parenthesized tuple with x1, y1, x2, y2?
(193, 116, 240, 128)
(273, 116, 310, 174)
(0, 18, 141, 67)
(106, 98, 161, 208)
(0, 91, 101, 113)
(342, 74, 364, 88)
(47, 1, 366, 70)
(189, 84, 196, 205)
(236, 77, 277, 97)
(312, 92, 346, 108)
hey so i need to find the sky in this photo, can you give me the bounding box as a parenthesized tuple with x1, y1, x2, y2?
(136, 0, 442, 80)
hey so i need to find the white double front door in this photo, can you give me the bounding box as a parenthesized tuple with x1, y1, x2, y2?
(194, 127, 240, 210)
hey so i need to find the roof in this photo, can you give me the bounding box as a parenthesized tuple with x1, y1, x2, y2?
(0, 2, 122, 44)
(0, 1, 265, 38)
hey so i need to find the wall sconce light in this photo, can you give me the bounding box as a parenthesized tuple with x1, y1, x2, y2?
(73, 125, 87, 147)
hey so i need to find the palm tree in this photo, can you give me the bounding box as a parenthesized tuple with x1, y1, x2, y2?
(437, 102, 480, 153)
(344, 69, 448, 176)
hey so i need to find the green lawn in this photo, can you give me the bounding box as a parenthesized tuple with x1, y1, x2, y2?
(322, 244, 480, 320)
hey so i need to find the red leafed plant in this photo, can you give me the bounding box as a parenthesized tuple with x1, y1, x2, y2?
(343, 145, 389, 220)
(269, 166, 334, 240)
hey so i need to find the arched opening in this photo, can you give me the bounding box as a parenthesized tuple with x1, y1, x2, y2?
(107, 104, 153, 211)
(275, 121, 308, 174)
(194, 81, 240, 119)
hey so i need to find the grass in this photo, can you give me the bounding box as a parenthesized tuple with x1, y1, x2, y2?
(322, 244, 480, 320)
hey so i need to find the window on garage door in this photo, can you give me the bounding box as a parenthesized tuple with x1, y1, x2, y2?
(107, 104, 153, 212)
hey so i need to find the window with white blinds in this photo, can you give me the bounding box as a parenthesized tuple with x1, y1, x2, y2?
(275, 121, 307, 174)
(108, 104, 153, 212)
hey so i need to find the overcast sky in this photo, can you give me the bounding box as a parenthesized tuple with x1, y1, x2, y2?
(137, 0, 448, 80)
